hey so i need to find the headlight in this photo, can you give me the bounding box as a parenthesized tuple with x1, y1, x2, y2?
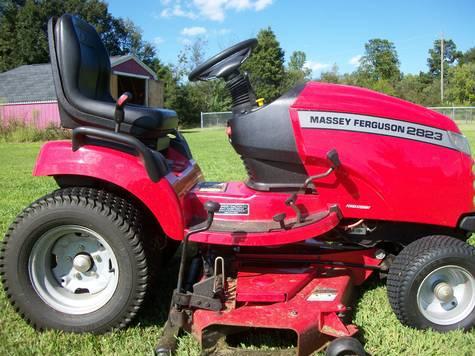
(448, 131, 471, 156)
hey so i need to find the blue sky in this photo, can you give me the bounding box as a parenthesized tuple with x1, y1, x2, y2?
(108, 0, 475, 76)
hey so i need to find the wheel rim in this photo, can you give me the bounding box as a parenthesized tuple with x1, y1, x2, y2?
(417, 265, 475, 325)
(28, 225, 119, 314)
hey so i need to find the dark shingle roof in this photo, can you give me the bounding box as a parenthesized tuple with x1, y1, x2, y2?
(0, 64, 56, 104)
(0, 56, 152, 104)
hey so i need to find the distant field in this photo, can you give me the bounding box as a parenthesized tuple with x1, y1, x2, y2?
(0, 126, 475, 355)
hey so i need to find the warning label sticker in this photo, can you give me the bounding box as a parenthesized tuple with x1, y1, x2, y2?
(216, 203, 249, 216)
(298, 111, 454, 150)
(307, 288, 338, 302)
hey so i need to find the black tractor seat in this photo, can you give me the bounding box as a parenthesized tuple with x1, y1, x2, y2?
(48, 14, 178, 140)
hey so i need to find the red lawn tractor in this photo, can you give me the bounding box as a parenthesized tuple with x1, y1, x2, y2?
(1, 14, 475, 356)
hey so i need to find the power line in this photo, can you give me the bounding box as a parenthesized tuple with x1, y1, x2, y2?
(440, 34, 444, 103)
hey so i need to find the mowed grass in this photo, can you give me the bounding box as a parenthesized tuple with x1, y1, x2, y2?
(0, 126, 475, 356)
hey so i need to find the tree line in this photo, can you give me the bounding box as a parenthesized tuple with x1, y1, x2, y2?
(1, 0, 474, 127)
(320, 38, 475, 108)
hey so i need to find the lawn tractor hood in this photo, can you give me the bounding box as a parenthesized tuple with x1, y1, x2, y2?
(229, 82, 474, 229)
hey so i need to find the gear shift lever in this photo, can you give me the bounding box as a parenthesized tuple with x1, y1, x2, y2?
(114, 92, 132, 133)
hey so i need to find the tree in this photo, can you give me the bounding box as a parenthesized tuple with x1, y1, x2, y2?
(284, 50, 311, 90)
(320, 64, 340, 83)
(156, 38, 231, 127)
(242, 27, 286, 102)
(427, 39, 461, 76)
(459, 47, 475, 65)
(446, 63, 475, 105)
(113, 18, 156, 65)
(359, 38, 400, 81)
(0, 0, 155, 72)
(395, 73, 438, 106)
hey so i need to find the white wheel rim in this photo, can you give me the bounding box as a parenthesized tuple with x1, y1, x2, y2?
(28, 225, 119, 314)
(417, 265, 475, 325)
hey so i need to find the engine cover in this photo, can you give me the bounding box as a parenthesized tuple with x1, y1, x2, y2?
(230, 81, 474, 228)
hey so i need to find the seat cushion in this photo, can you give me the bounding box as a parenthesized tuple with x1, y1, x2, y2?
(51, 14, 178, 139)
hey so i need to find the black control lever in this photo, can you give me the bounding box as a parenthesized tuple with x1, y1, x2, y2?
(114, 92, 132, 133)
(327, 149, 341, 169)
(303, 149, 342, 192)
(285, 193, 304, 223)
(273, 212, 287, 229)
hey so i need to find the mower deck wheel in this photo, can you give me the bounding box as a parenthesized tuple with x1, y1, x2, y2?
(387, 235, 475, 331)
(0, 187, 149, 333)
(325, 336, 366, 356)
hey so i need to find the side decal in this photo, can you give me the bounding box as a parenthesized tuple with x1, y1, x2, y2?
(298, 111, 454, 149)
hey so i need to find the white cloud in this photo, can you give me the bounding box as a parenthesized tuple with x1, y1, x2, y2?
(160, 4, 197, 19)
(254, 0, 273, 11)
(304, 60, 330, 73)
(153, 36, 165, 46)
(349, 55, 362, 66)
(159, 0, 273, 22)
(192, 0, 226, 21)
(181, 26, 207, 36)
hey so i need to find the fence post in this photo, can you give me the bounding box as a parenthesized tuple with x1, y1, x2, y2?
(200, 112, 203, 129)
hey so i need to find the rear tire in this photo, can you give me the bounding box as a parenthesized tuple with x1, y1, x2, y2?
(387, 235, 475, 331)
(0, 187, 149, 333)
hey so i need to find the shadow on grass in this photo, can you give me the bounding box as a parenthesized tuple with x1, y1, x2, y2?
(132, 255, 180, 329)
(350, 274, 386, 354)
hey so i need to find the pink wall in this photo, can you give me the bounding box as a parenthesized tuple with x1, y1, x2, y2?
(0, 102, 60, 129)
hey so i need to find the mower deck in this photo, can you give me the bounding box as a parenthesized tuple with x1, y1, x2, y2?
(185, 249, 382, 355)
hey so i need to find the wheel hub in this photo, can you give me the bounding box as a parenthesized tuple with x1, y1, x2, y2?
(433, 282, 454, 302)
(28, 225, 119, 315)
(73, 253, 93, 273)
(417, 265, 475, 325)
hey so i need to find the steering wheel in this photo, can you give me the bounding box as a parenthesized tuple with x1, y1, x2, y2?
(188, 38, 258, 82)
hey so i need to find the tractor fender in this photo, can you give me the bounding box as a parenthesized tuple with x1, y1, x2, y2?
(33, 140, 185, 240)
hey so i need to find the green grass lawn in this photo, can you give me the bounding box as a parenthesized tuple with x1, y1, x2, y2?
(1, 127, 475, 355)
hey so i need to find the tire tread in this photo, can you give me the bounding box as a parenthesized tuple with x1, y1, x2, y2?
(0, 187, 149, 332)
(387, 235, 475, 330)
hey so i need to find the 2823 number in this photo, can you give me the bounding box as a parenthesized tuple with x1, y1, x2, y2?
(407, 127, 443, 141)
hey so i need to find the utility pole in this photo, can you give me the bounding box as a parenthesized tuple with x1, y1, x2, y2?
(440, 34, 444, 103)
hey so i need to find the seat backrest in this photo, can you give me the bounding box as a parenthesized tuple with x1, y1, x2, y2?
(49, 14, 179, 142)
(48, 14, 118, 129)
(53, 14, 114, 105)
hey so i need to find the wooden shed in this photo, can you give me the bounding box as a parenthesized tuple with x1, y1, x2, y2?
(0, 55, 163, 128)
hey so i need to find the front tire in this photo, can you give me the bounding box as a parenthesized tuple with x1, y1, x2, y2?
(387, 235, 475, 331)
(0, 187, 149, 333)
(325, 336, 365, 356)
